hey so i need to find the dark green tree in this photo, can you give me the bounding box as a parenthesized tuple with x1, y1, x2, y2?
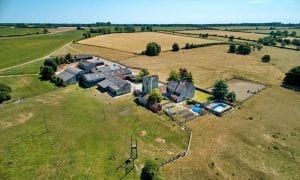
(65, 53, 72, 63)
(145, 42, 161, 56)
(184, 43, 190, 49)
(148, 88, 163, 103)
(229, 36, 234, 42)
(226, 91, 236, 102)
(141, 159, 160, 180)
(236, 44, 251, 55)
(261, 55, 271, 63)
(228, 44, 236, 53)
(44, 58, 58, 71)
(136, 68, 150, 82)
(212, 80, 229, 100)
(283, 66, 300, 87)
(0, 83, 12, 93)
(40, 65, 55, 80)
(0, 92, 11, 103)
(172, 43, 180, 51)
(179, 68, 189, 79)
(187, 71, 194, 83)
(167, 69, 180, 81)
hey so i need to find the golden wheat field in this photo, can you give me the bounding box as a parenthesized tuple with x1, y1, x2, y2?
(78, 32, 218, 53)
(178, 30, 268, 41)
(119, 45, 283, 88)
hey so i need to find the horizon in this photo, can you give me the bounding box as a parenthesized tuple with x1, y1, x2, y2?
(0, 0, 299, 24)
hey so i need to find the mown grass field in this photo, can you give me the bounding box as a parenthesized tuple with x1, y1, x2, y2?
(0, 30, 84, 70)
(120, 45, 283, 88)
(78, 32, 218, 53)
(0, 85, 189, 179)
(0, 61, 43, 76)
(162, 86, 300, 179)
(0, 75, 57, 99)
(178, 30, 267, 41)
(0, 27, 44, 37)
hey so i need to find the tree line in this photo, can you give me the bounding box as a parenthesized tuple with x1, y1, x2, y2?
(39, 53, 73, 87)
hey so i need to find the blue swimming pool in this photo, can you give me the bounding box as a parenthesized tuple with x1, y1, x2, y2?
(211, 103, 227, 113)
(192, 104, 202, 113)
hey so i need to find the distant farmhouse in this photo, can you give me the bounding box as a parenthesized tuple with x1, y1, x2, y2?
(55, 54, 134, 97)
(167, 80, 195, 103)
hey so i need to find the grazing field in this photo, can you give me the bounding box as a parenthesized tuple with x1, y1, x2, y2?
(162, 86, 300, 179)
(0, 30, 84, 70)
(0, 75, 57, 100)
(0, 85, 189, 179)
(0, 27, 44, 37)
(178, 30, 268, 41)
(78, 32, 218, 53)
(251, 46, 300, 73)
(120, 45, 283, 88)
(0, 61, 43, 76)
(53, 43, 136, 61)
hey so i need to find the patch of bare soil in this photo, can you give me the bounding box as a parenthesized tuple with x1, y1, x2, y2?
(0, 112, 33, 129)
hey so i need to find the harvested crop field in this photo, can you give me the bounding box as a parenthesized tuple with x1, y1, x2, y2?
(251, 46, 300, 73)
(120, 45, 283, 88)
(178, 30, 267, 41)
(162, 86, 300, 179)
(78, 32, 218, 53)
(52, 43, 136, 61)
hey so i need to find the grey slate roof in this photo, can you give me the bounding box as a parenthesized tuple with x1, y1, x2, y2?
(74, 54, 93, 60)
(87, 59, 104, 65)
(96, 66, 112, 72)
(98, 75, 128, 91)
(82, 68, 132, 83)
(168, 80, 194, 94)
(56, 71, 75, 82)
(79, 60, 91, 67)
(82, 73, 106, 82)
(65, 67, 84, 75)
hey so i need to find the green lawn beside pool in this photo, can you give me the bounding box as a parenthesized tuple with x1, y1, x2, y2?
(193, 90, 212, 103)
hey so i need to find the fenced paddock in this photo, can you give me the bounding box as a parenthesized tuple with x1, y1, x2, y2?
(227, 79, 266, 102)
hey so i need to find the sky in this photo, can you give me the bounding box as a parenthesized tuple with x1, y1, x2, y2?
(0, 0, 299, 24)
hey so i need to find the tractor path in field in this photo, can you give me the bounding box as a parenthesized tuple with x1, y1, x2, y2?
(0, 42, 72, 72)
(0, 74, 38, 78)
